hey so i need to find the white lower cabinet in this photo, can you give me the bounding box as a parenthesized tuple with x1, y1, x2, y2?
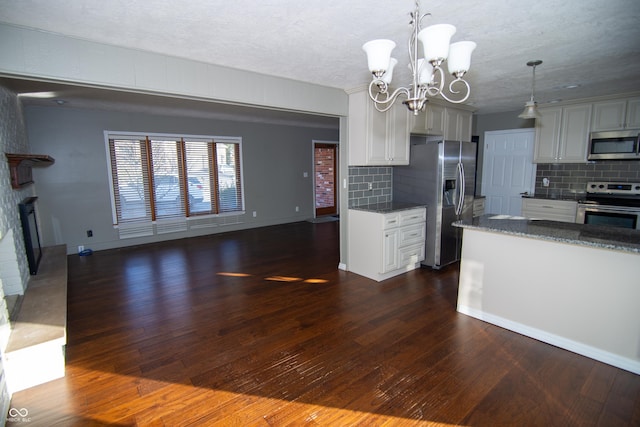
(349, 207, 426, 282)
(521, 198, 578, 223)
(473, 197, 486, 217)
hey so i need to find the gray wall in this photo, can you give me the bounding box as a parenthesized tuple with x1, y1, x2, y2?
(473, 110, 535, 195)
(25, 105, 338, 254)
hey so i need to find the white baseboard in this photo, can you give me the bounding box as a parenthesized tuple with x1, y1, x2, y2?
(457, 305, 640, 376)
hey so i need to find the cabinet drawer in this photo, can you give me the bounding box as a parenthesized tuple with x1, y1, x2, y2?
(382, 213, 401, 229)
(399, 243, 425, 266)
(522, 198, 577, 223)
(383, 208, 426, 229)
(399, 208, 426, 226)
(473, 198, 485, 217)
(398, 223, 426, 247)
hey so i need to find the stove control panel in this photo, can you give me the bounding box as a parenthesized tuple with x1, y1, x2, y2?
(586, 181, 640, 195)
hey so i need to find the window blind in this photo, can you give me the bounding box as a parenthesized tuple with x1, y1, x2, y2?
(184, 139, 216, 215)
(217, 142, 243, 213)
(150, 139, 186, 221)
(107, 133, 244, 229)
(109, 138, 152, 225)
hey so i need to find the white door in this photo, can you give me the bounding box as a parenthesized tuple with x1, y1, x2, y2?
(482, 129, 536, 216)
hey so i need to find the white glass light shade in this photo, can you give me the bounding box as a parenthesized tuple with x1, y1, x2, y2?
(381, 58, 398, 84)
(417, 59, 434, 85)
(362, 39, 396, 74)
(447, 41, 476, 75)
(518, 100, 541, 119)
(418, 24, 456, 62)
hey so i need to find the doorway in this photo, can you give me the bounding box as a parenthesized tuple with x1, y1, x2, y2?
(313, 142, 338, 217)
(481, 129, 536, 216)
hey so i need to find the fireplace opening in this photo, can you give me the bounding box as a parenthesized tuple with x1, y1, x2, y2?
(19, 197, 42, 275)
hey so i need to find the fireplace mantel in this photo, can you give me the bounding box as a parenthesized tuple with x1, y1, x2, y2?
(5, 153, 55, 189)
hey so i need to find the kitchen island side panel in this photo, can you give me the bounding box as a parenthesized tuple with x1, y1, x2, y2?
(457, 228, 640, 375)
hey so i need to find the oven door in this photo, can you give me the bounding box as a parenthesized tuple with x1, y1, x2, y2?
(576, 204, 640, 230)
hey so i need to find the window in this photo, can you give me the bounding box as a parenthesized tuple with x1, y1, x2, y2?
(107, 133, 243, 227)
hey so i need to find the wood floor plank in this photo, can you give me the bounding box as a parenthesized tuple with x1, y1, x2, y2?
(7, 221, 640, 426)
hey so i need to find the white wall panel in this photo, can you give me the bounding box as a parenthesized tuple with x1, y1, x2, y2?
(0, 23, 348, 116)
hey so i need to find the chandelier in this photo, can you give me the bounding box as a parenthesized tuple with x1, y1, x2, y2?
(362, 1, 476, 114)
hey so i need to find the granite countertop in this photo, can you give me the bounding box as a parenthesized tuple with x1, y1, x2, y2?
(522, 194, 585, 202)
(454, 214, 640, 254)
(350, 201, 426, 214)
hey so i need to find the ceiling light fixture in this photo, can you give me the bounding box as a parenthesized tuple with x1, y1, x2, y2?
(362, 0, 476, 115)
(518, 60, 543, 119)
(17, 91, 58, 99)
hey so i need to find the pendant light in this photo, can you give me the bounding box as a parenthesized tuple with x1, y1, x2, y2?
(518, 60, 543, 119)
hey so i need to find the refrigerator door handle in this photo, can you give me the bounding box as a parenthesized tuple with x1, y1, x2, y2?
(456, 162, 465, 216)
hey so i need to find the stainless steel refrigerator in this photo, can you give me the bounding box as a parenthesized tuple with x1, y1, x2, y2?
(393, 136, 477, 269)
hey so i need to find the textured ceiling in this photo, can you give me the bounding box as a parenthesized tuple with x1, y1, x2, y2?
(1, 0, 640, 118)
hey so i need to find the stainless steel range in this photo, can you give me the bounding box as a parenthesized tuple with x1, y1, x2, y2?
(576, 181, 640, 230)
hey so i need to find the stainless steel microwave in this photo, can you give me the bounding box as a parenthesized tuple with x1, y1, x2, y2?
(587, 129, 640, 160)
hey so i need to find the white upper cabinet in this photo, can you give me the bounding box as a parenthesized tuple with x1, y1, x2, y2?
(535, 95, 640, 163)
(425, 103, 446, 136)
(534, 107, 562, 162)
(348, 90, 410, 166)
(591, 97, 640, 131)
(625, 98, 640, 129)
(535, 104, 591, 163)
(445, 108, 473, 142)
(559, 104, 592, 161)
(410, 102, 472, 141)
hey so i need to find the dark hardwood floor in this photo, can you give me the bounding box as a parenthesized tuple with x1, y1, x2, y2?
(8, 221, 640, 426)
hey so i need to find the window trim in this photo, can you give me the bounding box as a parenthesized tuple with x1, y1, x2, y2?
(104, 130, 245, 227)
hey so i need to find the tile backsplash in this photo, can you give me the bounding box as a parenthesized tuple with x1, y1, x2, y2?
(535, 161, 640, 199)
(348, 161, 640, 207)
(348, 166, 392, 207)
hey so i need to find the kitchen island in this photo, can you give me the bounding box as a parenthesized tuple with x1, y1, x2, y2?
(453, 215, 640, 375)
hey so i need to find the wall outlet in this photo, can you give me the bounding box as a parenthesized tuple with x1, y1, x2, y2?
(78, 245, 84, 253)
(295, 206, 299, 212)
(252, 211, 257, 217)
(87, 229, 93, 237)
